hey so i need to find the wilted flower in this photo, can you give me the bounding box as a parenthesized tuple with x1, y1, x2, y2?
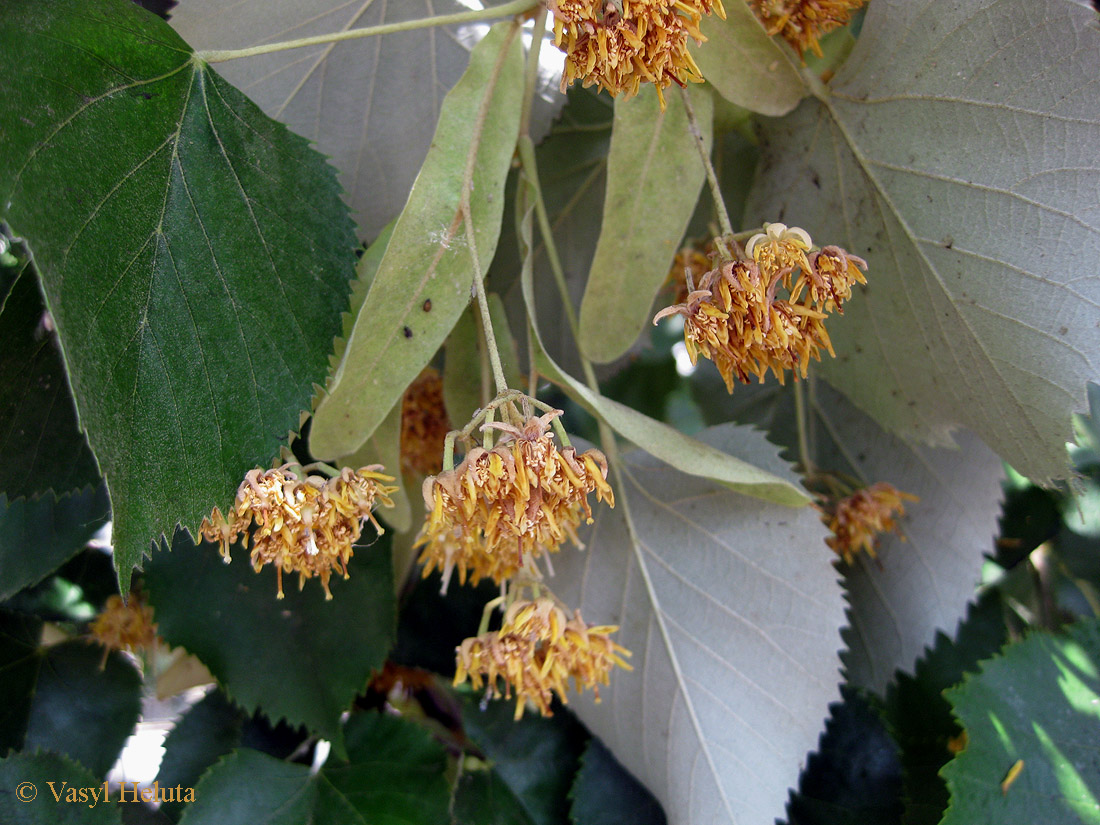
(654, 223, 863, 389)
(666, 239, 717, 304)
(90, 594, 158, 656)
(199, 465, 396, 599)
(401, 367, 451, 477)
(550, 0, 725, 106)
(454, 597, 632, 719)
(820, 482, 918, 564)
(747, 0, 868, 58)
(416, 410, 614, 592)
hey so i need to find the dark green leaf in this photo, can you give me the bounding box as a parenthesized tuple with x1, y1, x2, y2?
(155, 689, 245, 821)
(784, 688, 901, 825)
(0, 750, 122, 824)
(324, 712, 451, 822)
(22, 641, 142, 778)
(570, 737, 666, 825)
(884, 593, 1007, 825)
(392, 572, 497, 678)
(458, 693, 587, 825)
(0, 486, 111, 602)
(0, 609, 43, 756)
(941, 619, 1100, 824)
(0, 0, 358, 586)
(310, 22, 525, 459)
(179, 713, 450, 825)
(0, 265, 99, 498)
(143, 529, 395, 741)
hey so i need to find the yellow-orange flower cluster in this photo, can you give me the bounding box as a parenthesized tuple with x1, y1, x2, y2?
(653, 222, 867, 389)
(666, 239, 717, 304)
(821, 482, 918, 564)
(200, 465, 396, 599)
(550, 0, 725, 105)
(401, 367, 451, 477)
(416, 412, 614, 592)
(90, 594, 158, 654)
(748, 0, 867, 58)
(455, 598, 632, 719)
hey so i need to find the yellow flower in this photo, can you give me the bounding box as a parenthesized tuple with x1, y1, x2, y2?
(416, 412, 614, 593)
(400, 367, 451, 477)
(550, 0, 725, 106)
(820, 482, 919, 564)
(90, 594, 158, 654)
(199, 465, 396, 599)
(747, 0, 868, 59)
(454, 597, 632, 719)
(654, 223, 865, 389)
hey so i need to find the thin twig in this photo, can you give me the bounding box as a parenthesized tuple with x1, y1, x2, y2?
(196, 0, 538, 62)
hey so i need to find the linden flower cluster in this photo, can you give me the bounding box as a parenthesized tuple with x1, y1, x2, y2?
(400, 366, 451, 477)
(748, 0, 868, 58)
(550, 0, 725, 105)
(821, 482, 918, 564)
(90, 594, 158, 655)
(654, 222, 867, 390)
(200, 465, 396, 599)
(455, 597, 632, 719)
(416, 410, 614, 593)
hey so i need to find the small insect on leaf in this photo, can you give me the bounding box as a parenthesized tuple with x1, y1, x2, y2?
(1000, 759, 1024, 794)
(422, 299, 432, 312)
(403, 326, 414, 338)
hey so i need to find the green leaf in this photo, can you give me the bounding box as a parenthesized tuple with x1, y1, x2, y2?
(143, 529, 395, 741)
(0, 0, 359, 586)
(570, 737, 666, 825)
(520, 218, 810, 506)
(457, 693, 587, 825)
(310, 23, 525, 460)
(444, 294, 523, 429)
(578, 84, 710, 364)
(492, 87, 613, 378)
(0, 609, 43, 755)
(551, 425, 846, 825)
(744, 0, 1100, 482)
(0, 265, 99, 498)
(155, 690, 245, 821)
(22, 641, 143, 778)
(693, 2, 806, 116)
(0, 750, 122, 824)
(802, 382, 1005, 692)
(327, 221, 396, 379)
(941, 619, 1100, 825)
(179, 713, 450, 825)
(784, 687, 902, 825)
(884, 593, 1008, 825)
(0, 486, 111, 602)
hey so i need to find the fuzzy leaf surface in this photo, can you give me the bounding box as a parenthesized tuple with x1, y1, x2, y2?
(551, 426, 846, 825)
(579, 84, 710, 364)
(745, 0, 1100, 481)
(693, 3, 805, 117)
(310, 23, 524, 459)
(143, 530, 394, 742)
(0, 265, 99, 499)
(0, 0, 358, 585)
(805, 382, 1004, 692)
(941, 619, 1100, 824)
